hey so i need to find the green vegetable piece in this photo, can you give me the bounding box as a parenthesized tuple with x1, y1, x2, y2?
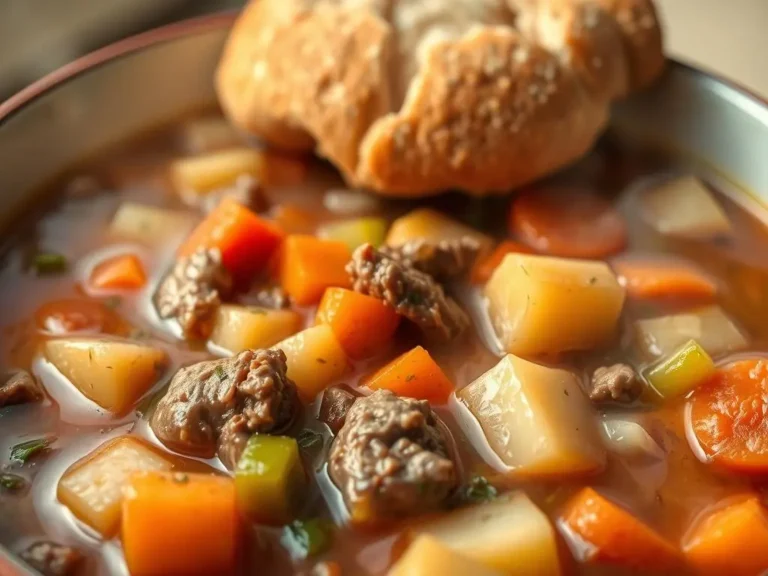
(460, 475, 498, 505)
(318, 217, 388, 252)
(33, 253, 67, 275)
(282, 518, 334, 559)
(10, 436, 55, 464)
(0, 473, 27, 492)
(646, 339, 715, 400)
(296, 429, 323, 451)
(235, 435, 306, 525)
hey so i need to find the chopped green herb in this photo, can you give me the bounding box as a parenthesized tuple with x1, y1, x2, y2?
(0, 473, 27, 492)
(215, 365, 226, 381)
(405, 374, 416, 383)
(10, 436, 55, 464)
(460, 475, 497, 505)
(297, 429, 324, 451)
(33, 253, 67, 275)
(282, 518, 334, 559)
(104, 296, 122, 309)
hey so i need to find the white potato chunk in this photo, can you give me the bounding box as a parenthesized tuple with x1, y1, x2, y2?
(388, 535, 503, 576)
(635, 305, 747, 358)
(485, 254, 625, 356)
(170, 147, 265, 195)
(180, 116, 242, 154)
(109, 203, 194, 245)
(641, 175, 731, 237)
(458, 354, 605, 477)
(58, 436, 172, 536)
(210, 305, 303, 354)
(45, 338, 168, 414)
(415, 492, 560, 576)
(386, 208, 492, 253)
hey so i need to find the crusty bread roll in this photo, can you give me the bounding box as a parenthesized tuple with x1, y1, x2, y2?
(216, 0, 664, 196)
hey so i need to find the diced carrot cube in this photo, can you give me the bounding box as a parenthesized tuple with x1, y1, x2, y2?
(90, 254, 146, 290)
(280, 235, 351, 306)
(365, 346, 454, 403)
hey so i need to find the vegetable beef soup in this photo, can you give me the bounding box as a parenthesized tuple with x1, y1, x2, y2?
(2, 116, 768, 576)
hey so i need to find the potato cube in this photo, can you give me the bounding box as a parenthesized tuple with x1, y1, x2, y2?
(210, 305, 303, 354)
(389, 535, 504, 576)
(458, 354, 605, 477)
(109, 203, 194, 245)
(485, 254, 625, 356)
(57, 436, 172, 536)
(170, 147, 265, 195)
(646, 339, 716, 400)
(180, 117, 242, 154)
(386, 208, 492, 253)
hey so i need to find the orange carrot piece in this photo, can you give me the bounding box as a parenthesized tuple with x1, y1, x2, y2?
(509, 187, 627, 258)
(689, 359, 768, 473)
(471, 241, 533, 284)
(316, 287, 400, 359)
(613, 259, 717, 300)
(560, 487, 682, 572)
(365, 346, 454, 403)
(683, 497, 768, 576)
(122, 471, 238, 576)
(90, 254, 146, 290)
(179, 197, 284, 283)
(280, 235, 351, 306)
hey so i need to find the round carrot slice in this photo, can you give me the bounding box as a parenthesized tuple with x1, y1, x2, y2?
(689, 359, 768, 473)
(509, 187, 627, 258)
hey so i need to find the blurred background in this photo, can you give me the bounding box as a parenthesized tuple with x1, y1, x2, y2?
(1, 0, 766, 101)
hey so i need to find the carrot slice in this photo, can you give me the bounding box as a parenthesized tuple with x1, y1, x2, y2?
(509, 187, 627, 258)
(280, 235, 351, 306)
(683, 497, 768, 576)
(179, 197, 284, 283)
(122, 471, 238, 576)
(613, 258, 717, 300)
(90, 254, 146, 290)
(689, 359, 768, 473)
(365, 346, 454, 403)
(560, 487, 682, 572)
(316, 287, 400, 359)
(470, 241, 533, 285)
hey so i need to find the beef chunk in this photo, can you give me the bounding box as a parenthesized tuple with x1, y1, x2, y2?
(329, 390, 457, 524)
(346, 244, 469, 342)
(0, 370, 43, 408)
(150, 349, 297, 469)
(20, 541, 83, 576)
(590, 363, 643, 403)
(380, 238, 481, 281)
(319, 385, 357, 434)
(154, 248, 233, 339)
(247, 285, 291, 310)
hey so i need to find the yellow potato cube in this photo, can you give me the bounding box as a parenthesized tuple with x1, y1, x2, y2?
(170, 147, 265, 195)
(458, 354, 605, 477)
(485, 253, 625, 356)
(210, 305, 303, 354)
(109, 203, 194, 246)
(388, 535, 503, 576)
(180, 117, 242, 154)
(386, 208, 492, 253)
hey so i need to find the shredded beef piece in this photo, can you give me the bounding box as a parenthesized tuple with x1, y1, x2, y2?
(150, 349, 298, 469)
(346, 244, 469, 342)
(154, 248, 233, 339)
(319, 385, 357, 434)
(0, 370, 43, 408)
(248, 285, 291, 309)
(20, 541, 84, 576)
(590, 363, 644, 403)
(329, 390, 457, 524)
(380, 237, 481, 281)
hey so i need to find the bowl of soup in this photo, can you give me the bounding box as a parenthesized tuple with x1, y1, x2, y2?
(2, 9, 768, 576)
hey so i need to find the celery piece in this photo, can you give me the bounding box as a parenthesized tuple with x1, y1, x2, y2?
(646, 339, 715, 399)
(235, 435, 306, 525)
(317, 217, 387, 251)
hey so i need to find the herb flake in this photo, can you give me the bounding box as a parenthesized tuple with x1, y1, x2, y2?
(460, 475, 497, 505)
(297, 429, 324, 451)
(215, 365, 226, 382)
(10, 436, 55, 464)
(33, 253, 67, 275)
(282, 518, 334, 559)
(0, 473, 27, 492)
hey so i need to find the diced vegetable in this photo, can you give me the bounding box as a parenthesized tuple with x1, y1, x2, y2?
(57, 436, 172, 536)
(645, 339, 715, 400)
(317, 217, 388, 252)
(281, 518, 335, 560)
(280, 235, 351, 306)
(389, 535, 504, 576)
(109, 203, 194, 245)
(45, 338, 168, 414)
(600, 419, 665, 461)
(509, 186, 627, 258)
(179, 196, 284, 283)
(89, 254, 146, 290)
(170, 147, 265, 195)
(689, 358, 768, 473)
(613, 258, 717, 300)
(682, 497, 768, 576)
(235, 435, 306, 525)
(274, 325, 348, 401)
(35, 298, 122, 335)
(180, 117, 242, 154)
(272, 204, 319, 234)
(365, 346, 454, 403)
(485, 254, 625, 357)
(10, 436, 55, 464)
(470, 241, 533, 285)
(634, 306, 747, 358)
(0, 473, 27, 492)
(415, 492, 560, 575)
(210, 305, 302, 354)
(316, 287, 400, 359)
(559, 487, 682, 572)
(122, 471, 238, 576)
(386, 208, 492, 253)
(641, 175, 731, 238)
(458, 354, 605, 477)
(33, 252, 67, 275)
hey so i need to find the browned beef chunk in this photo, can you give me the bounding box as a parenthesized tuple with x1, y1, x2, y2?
(0, 370, 43, 408)
(247, 285, 291, 310)
(154, 248, 233, 339)
(329, 390, 457, 524)
(590, 363, 643, 403)
(150, 349, 298, 469)
(20, 541, 83, 576)
(380, 238, 481, 281)
(346, 244, 469, 342)
(319, 385, 357, 434)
